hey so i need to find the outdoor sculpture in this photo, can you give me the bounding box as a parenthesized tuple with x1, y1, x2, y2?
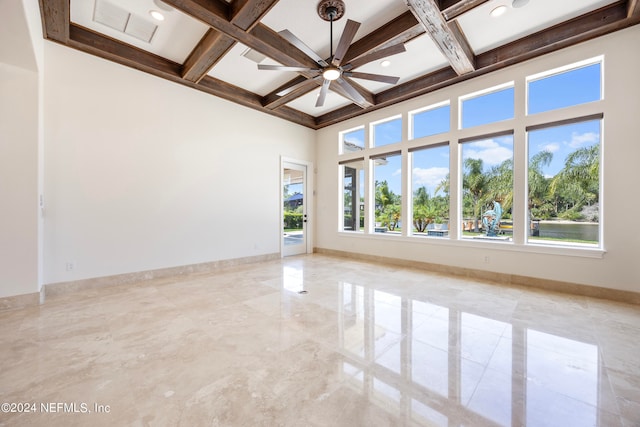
(482, 201, 502, 237)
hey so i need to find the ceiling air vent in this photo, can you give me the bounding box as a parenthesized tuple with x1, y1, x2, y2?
(93, 0, 158, 43)
(241, 48, 267, 64)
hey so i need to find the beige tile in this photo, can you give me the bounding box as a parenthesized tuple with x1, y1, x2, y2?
(1, 254, 635, 426)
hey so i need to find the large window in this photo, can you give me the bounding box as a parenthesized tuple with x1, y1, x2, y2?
(410, 103, 450, 139)
(461, 133, 514, 239)
(341, 159, 365, 232)
(372, 116, 402, 147)
(411, 144, 450, 237)
(341, 126, 365, 154)
(336, 57, 603, 252)
(527, 118, 601, 246)
(373, 152, 402, 233)
(460, 84, 514, 129)
(528, 61, 602, 115)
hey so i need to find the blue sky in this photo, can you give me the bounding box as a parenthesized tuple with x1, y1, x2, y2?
(352, 61, 602, 197)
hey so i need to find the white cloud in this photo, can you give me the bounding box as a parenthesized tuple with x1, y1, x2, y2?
(412, 167, 449, 193)
(462, 138, 513, 166)
(392, 168, 401, 176)
(541, 143, 560, 153)
(569, 131, 599, 148)
(464, 146, 512, 167)
(471, 138, 499, 149)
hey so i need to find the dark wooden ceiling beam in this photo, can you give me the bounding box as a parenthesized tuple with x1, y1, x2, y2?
(199, 75, 316, 127)
(231, 0, 280, 31)
(162, 0, 317, 69)
(181, 29, 235, 83)
(38, 0, 69, 43)
(343, 11, 423, 64)
(405, 0, 476, 75)
(181, 0, 280, 83)
(475, 2, 628, 68)
(629, 0, 640, 18)
(69, 24, 182, 76)
(262, 77, 318, 109)
(440, 0, 490, 21)
(316, 1, 634, 128)
(67, 24, 315, 128)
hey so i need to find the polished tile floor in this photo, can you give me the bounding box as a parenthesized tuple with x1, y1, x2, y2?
(1, 254, 639, 426)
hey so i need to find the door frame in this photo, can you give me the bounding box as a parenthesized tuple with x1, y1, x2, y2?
(281, 157, 313, 257)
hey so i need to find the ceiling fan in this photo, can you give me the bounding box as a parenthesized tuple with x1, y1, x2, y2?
(258, 0, 406, 108)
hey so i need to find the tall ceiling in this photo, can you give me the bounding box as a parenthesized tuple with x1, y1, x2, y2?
(40, 0, 640, 129)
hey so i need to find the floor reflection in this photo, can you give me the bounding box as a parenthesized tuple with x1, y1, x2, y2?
(337, 282, 607, 427)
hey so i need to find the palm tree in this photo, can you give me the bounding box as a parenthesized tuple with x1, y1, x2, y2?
(486, 159, 514, 215)
(528, 151, 553, 219)
(463, 158, 488, 231)
(549, 144, 599, 219)
(375, 180, 400, 229)
(413, 186, 429, 206)
(375, 180, 395, 211)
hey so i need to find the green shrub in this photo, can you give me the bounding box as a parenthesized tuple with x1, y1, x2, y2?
(284, 212, 303, 229)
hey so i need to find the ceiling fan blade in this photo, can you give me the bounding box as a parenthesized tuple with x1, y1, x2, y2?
(258, 64, 318, 72)
(344, 44, 406, 70)
(343, 71, 400, 85)
(334, 77, 367, 108)
(279, 29, 329, 67)
(316, 79, 331, 107)
(332, 20, 361, 67)
(276, 75, 322, 97)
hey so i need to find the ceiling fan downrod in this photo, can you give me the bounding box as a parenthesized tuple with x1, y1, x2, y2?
(328, 6, 336, 58)
(317, 0, 346, 58)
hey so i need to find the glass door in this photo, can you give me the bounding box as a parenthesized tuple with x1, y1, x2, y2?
(282, 162, 307, 256)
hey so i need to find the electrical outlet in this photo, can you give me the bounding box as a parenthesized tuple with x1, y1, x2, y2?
(484, 256, 490, 264)
(66, 262, 75, 271)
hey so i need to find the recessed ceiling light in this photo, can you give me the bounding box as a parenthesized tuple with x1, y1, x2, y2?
(512, 0, 529, 8)
(380, 60, 391, 68)
(490, 5, 507, 17)
(149, 10, 165, 21)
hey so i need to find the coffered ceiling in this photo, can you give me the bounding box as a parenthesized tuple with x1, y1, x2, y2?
(39, 0, 640, 129)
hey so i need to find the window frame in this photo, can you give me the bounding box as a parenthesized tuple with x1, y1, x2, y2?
(335, 57, 605, 258)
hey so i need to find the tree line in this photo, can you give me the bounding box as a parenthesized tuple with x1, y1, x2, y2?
(373, 144, 599, 231)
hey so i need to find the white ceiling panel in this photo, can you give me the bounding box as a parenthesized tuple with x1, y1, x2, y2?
(285, 87, 352, 116)
(71, 0, 208, 63)
(353, 34, 449, 93)
(458, 0, 620, 54)
(207, 43, 299, 97)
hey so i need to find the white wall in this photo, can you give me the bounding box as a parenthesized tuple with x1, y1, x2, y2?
(315, 25, 640, 292)
(0, 0, 41, 298)
(0, 63, 39, 298)
(43, 43, 315, 284)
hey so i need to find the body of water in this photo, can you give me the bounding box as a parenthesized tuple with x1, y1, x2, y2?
(538, 222, 598, 241)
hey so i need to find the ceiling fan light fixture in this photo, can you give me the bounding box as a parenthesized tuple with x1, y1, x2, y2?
(323, 67, 341, 81)
(380, 60, 391, 67)
(512, 0, 529, 8)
